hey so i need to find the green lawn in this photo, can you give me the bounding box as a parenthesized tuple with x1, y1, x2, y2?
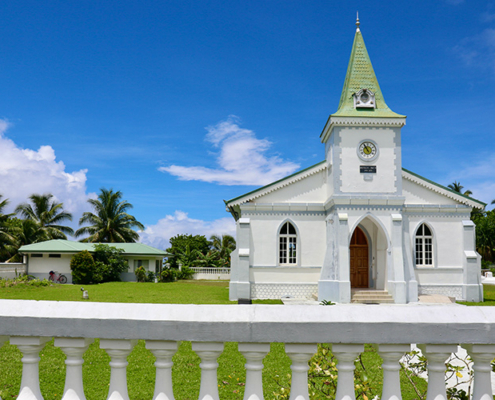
(0, 280, 448, 400)
(0, 280, 281, 304)
(458, 284, 495, 306)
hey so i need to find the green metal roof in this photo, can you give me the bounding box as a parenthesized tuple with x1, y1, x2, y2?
(19, 240, 170, 256)
(331, 27, 404, 119)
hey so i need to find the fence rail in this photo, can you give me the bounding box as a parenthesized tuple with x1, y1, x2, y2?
(189, 267, 230, 275)
(0, 301, 494, 400)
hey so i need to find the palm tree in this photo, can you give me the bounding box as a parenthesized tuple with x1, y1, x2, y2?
(448, 181, 472, 197)
(15, 194, 74, 240)
(192, 250, 221, 268)
(0, 195, 17, 261)
(210, 234, 236, 267)
(76, 189, 144, 243)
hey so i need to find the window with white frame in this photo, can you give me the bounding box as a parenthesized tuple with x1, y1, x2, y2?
(279, 222, 297, 265)
(415, 224, 433, 267)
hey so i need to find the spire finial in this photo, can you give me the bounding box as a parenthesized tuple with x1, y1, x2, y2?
(356, 11, 360, 32)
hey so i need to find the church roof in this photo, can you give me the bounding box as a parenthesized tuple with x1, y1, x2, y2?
(19, 240, 170, 256)
(331, 21, 404, 119)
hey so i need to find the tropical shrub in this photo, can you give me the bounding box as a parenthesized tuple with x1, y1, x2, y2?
(70, 250, 95, 284)
(92, 244, 128, 282)
(160, 269, 176, 282)
(177, 266, 195, 280)
(146, 271, 155, 282)
(135, 266, 147, 282)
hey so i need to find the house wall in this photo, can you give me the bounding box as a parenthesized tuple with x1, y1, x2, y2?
(26, 254, 163, 283)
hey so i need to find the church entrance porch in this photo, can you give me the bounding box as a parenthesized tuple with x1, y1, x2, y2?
(350, 227, 369, 288)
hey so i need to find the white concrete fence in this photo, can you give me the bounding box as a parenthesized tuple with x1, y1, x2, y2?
(189, 267, 230, 280)
(1, 301, 495, 400)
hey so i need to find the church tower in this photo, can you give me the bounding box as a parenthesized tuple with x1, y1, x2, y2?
(320, 17, 406, 197)
(318, 17, 412, 304)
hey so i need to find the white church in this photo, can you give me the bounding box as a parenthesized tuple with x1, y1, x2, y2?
(225, 21, 485, 304)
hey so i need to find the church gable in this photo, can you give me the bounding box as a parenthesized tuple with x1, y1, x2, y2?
(402, 168, 485, 208)
(225, 161, 327, 207)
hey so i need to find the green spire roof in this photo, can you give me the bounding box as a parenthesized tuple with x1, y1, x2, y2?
(332, 25, 404, 118)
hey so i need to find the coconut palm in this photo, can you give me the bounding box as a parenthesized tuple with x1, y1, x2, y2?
(448, 181, 472, 197)
(15, 194, 73, 240)
(210, 234, 236, 259)
(0, 195, 17, 261)
(192, 250, 221, 268)
(76, 188, 144, 243)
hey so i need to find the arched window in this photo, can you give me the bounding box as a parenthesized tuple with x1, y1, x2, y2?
(279, 222, 297, 265)
(415, 224, 433, 267)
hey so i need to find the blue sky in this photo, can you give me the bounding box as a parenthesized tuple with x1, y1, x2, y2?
(1, 0, 494, 249)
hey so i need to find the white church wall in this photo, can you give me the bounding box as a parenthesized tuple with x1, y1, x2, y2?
(338, 127, 399, 194)
(254, 171, 327, 203)
(407, 215, 465, 268)
(248, 213, 326, 268)
(403, 179, 459, 205)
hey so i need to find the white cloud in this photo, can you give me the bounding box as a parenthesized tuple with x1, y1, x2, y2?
(454, 28, 495, 73)
(0, 119, 92, 225)
(139, 210, 236, 250)
(159, 116, 300, 186)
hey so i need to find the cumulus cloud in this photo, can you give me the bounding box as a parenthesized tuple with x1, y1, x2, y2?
(159, 116, 300, 186)
(0, 119, 92, 224)
(139, 210, 236, 250)
(454, 28, 495, 73)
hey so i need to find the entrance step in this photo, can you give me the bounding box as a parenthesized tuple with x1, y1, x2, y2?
(351, 290, 394, 304)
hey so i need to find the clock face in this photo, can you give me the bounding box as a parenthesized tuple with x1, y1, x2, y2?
(358, 141, 378, 160)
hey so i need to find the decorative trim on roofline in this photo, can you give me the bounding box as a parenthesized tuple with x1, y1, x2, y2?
(321, 116, 406, 142)
(226, 162, 327, 206)
(402, 168, 485, 209)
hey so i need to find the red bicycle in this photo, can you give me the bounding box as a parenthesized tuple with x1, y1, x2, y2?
(49, 271, 68, 284)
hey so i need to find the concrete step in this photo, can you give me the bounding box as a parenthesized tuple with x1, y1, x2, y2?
(351, 290, 394, 304)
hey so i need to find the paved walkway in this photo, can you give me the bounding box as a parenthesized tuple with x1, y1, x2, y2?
(281, 293, 459, 305)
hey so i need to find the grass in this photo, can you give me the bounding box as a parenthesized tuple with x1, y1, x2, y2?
(458, 284, 495, 306)
(0, 280, 281, 305)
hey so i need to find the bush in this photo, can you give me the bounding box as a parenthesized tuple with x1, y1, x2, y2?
(70, 251, 95, 284)
(160, 269, 176, 282)
(135, 266, 147, 282)
(92, 244, 128, 283)
(176, 266, 195, 280)
(146, 271, 155, 282)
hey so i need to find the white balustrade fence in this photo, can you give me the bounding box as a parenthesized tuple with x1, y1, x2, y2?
(190, 267, 230, 280)
(0, 300, 495, 400)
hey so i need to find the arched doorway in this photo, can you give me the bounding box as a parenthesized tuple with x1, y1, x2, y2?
(350, 226, 369, 288)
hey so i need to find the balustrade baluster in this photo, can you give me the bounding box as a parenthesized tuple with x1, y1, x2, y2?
(100, 339, 137, 400)
(418, 344, 457, 400)
(462, 344, 495, 400)
(332, 344, 364, 400)
(376, 344, 410, 400)
(145, 340, 178, 400)
(285, 343, 317, 400)
(238, 343, 270, 400)
(10, 336, 51, 400)
(192, 342, 224, 400)
(54, 338, 93, 400)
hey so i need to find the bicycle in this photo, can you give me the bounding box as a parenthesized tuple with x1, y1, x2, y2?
(48, 271, 68, 284)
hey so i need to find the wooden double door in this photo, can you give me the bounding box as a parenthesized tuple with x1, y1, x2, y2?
(350, 227, 369, 288)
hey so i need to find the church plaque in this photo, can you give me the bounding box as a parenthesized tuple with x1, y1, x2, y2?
(360, 165, 376, 173)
